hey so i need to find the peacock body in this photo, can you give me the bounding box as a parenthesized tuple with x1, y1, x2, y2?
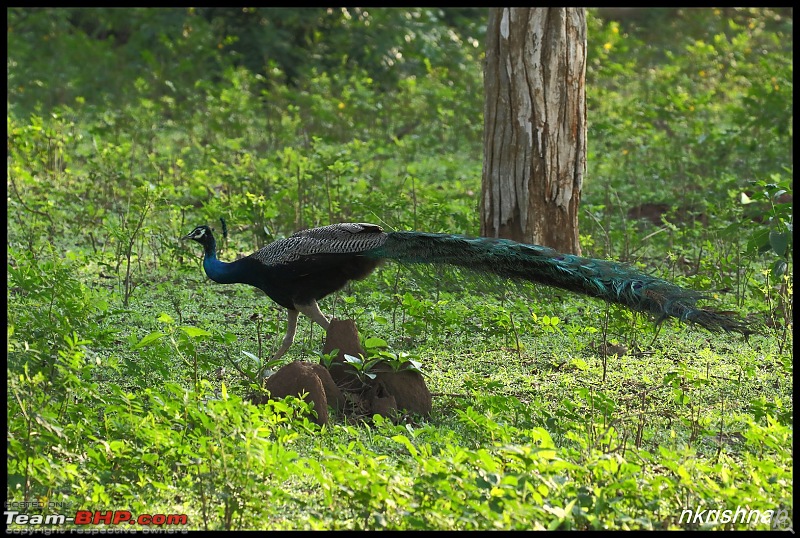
(183, 222, 750, 368)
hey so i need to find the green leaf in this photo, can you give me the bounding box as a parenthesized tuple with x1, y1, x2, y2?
(218, 331, 237, 344)
(134, 331, 165, 349)
(364, 336, 388, 349)
(391, 434, 418, 458)
(771, 259, 788, 279)
(157, 313, 174, 324)
(141, 453, 158, 466)
(477, 449, 499, 472)
(241, 350, 260, 363)
(571, 358, 588, 371)
(769, 230, 789, 257)
(662, 371, 679, 386)
(180, 326, 212, 338)
(343, 353, 363, 366)
(407, 359, 423, 372)
(746, 228, 770, 254)
(672, 388, 690, 405)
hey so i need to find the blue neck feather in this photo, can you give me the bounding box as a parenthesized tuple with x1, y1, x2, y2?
(201, 237, 240, 284)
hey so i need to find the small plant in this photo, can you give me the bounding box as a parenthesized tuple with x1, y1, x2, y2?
(107, 184, 159, 307)
(341, 354, 382, 383)
(133, 312, 213, 393)
(317, 348, 340, 370)
(335, 336, 424, 385)
(363, 336, 424, 374)
(241, 349, 284, 381)
(741, 175, 793, 340)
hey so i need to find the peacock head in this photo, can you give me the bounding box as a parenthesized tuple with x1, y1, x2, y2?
(182, 225, 215, 248)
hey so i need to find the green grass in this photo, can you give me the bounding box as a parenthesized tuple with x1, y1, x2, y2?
(7, 249, 792, 529)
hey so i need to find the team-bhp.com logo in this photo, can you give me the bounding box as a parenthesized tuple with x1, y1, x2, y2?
(6, 510, 188, 528)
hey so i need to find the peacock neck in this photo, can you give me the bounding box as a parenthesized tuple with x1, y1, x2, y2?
(201, 239, 240, 284)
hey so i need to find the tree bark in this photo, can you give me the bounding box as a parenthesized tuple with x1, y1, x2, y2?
(481, 8, 586, 255)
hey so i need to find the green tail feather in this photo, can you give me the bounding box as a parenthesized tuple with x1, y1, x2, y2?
(368, 231, 751, 335)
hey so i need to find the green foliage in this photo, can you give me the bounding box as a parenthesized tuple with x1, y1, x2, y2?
(7, 343, 315, 529)
(338, 336, 424, 384)
(6, 7, 792, 531)
(741, 175, 793, 275)
(584, 8, 793, 280)
(8, 248, 118, 376)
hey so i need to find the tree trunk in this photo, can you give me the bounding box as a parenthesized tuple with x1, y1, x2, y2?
(481, 8, 586, 255)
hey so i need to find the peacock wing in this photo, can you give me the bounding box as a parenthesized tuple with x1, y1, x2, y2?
(249, 223, 388, 266)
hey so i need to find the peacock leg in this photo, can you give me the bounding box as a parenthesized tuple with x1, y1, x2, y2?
(262, 310, 300, 377)
(296, 300, 331, 330)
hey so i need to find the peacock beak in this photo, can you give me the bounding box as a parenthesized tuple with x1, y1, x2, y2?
(180, 233, 193, 241)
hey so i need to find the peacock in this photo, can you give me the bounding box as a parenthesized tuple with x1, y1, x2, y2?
(183, 222, 750, 368)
